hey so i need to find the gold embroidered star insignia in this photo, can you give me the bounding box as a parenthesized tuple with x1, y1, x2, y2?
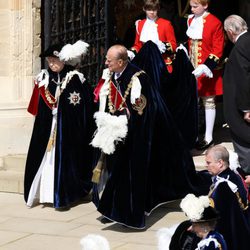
(68, 91, 81, 106)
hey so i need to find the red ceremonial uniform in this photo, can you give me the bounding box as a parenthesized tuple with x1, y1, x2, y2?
(187, 13, 224, 97)
(131, 18, 177, 69)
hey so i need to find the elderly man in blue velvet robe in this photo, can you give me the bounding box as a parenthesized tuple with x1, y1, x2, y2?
(91, 44, 210, 229)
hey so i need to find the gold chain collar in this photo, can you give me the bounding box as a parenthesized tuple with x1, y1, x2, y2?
(108, 71, 144, 114)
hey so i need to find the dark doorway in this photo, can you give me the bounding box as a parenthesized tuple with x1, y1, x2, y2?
(41, 0, 113, 85)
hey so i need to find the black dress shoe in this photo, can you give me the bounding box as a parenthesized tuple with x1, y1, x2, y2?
(195, 139, 214, 150)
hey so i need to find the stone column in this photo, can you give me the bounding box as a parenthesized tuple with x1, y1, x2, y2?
(0, 0, 41, 159)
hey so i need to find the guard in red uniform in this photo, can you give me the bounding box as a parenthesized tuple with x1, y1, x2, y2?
(187, 0, 224, 150)
(130, 0, 177, 73)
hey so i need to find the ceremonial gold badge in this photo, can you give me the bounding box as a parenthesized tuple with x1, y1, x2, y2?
(132, 94, 147, 115)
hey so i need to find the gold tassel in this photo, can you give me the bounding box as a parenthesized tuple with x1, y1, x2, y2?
(46, 137, 54, 152)
(91, 152, 105, 184)
(91, 168, 102, 184)
(46, 128, 57, 152)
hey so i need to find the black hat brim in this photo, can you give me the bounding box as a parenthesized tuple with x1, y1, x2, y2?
(40, 43, 64, 58)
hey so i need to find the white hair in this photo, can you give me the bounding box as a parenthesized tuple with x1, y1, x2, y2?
(224, 15, 248, 35)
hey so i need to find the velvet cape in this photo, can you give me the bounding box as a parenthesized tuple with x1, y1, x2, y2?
(132, 41, 198, 149)
(92, 62, 210, 229)
(209, 168, 250, 250)
(24, 65, 94, 208)
(170, 222, 228, 250)
(169, 220, 200, 250)
(197, 231, 228, 250)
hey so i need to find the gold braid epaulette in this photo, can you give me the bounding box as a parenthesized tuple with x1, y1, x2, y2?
(236, 191, 249, 210)
(209, 184, 249, 211)
(132, 70, 145, 78)
(208, 53, 220, 63)
(218, 243, 222, 250)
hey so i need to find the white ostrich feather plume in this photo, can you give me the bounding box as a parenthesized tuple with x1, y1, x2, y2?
(180, 194, 210, 221)
(80, 234, 110, 250)
(228, 149, 241, 172)
(156, 224, 179, 250)
(59, 40, 89, 66)
(91, 111, 128, 154)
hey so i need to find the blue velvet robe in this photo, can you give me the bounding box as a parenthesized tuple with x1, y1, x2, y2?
(24, 65, 94, 208)
(209, 168, 250, 250)
(196, 231, 228, 250)
(169, 222, 228, 250)
(132, 41, 198, 149)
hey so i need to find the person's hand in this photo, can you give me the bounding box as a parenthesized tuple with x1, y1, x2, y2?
(176, 43, 189, 58)
(127, 50, 135, 60)
(35, 69, 49, 87)
(101, 68, 111, 79)
(192, 64, 213, 78)
(157, 41, 166, 53)
(36, 70, 47, 82)
(243, 111, 250, 123)
(245, 175, 250, 186)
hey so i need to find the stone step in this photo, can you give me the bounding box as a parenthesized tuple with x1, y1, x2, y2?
(0, 154, 26, 194)
(0, 136, 233, 195)
(0, 169, 24, 193)
(193, 155, 206, 171)
(1, 154, 26, 171)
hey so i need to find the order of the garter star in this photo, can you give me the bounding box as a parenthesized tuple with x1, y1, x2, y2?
(68, 91, 81, 105)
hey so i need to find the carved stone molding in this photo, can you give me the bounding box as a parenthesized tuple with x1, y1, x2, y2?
(0, 0, 41, 157)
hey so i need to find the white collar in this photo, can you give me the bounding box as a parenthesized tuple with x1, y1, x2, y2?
(235, 30, 247, 42)
(140, 18, 159, 43)
(114, 65, 126, 79)
(186, 11, 208, 39)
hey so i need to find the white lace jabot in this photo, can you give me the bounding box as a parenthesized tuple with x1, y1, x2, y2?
(186, 12, 208, 39)
(140, 18, 159, 44)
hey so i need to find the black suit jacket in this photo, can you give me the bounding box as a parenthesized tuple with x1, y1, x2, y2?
(223, 31, 250, 147)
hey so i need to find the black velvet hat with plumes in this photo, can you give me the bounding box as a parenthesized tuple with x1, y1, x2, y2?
(40, 43, 64, 58)
(197, 205, 220, 222)
(180, 194, 220, 223)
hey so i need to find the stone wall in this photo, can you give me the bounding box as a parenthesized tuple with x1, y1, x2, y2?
(0, 0, 41, 160)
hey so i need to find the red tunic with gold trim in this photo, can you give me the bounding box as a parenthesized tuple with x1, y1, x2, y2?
(187, 13, 224, 97)
(131, 18, 177, 72)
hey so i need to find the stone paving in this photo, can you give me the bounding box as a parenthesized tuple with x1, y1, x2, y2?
(0, 127, 233, 250)
(0, 192, 187, 250)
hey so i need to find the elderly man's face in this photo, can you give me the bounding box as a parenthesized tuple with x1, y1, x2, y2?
(105, 48, 124, 73)
(189, 223, 208, 238)
(205, 152, 223, 176)
(46, 56, 65, 73)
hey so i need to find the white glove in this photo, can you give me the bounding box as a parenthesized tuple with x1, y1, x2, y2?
(101, 68, 112, 80)
(127, 50, 135, 60)
(176, 43, 189, 58)
(35, 69, 49, 87)
(52, 107, 57, 115)
(156, 41, 166, 53)
(192, 64, 213, 78)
